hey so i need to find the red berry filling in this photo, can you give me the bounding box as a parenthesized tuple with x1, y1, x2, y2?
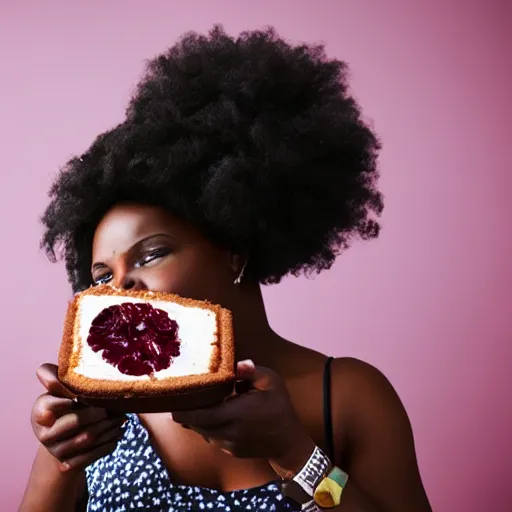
(87, 302, 181, 376)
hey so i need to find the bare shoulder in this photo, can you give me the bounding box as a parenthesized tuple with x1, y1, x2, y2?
(331, 356, 395, 385)
(331, 356, 402, 401)
(330, 357, 412, 438)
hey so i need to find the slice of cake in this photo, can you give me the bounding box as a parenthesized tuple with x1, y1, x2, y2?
(58, 285, 236, 412)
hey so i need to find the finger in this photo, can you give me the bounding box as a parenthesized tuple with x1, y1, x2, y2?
(233, 380, 253, 396)
(40, 407, 110, 445)
(60, 436, 122, 472)
(172, 400, 237, 429)
(32, 394, 75, 428)
(36, 364, 76, 400)
(50, 417, 126, 460)
(235, 360, 277, 392)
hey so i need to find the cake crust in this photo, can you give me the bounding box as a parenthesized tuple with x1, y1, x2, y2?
(58, 285, 236, 411)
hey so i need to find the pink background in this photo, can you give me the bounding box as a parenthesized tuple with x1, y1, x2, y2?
(1, 1, 510, 510)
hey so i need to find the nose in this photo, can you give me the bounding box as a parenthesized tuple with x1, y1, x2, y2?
(112, 271, 146, 291)
(121, 275, 146, 291)
(122, 276, 136, 290)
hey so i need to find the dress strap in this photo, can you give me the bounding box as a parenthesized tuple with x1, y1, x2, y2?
(323, 356, 335, 461)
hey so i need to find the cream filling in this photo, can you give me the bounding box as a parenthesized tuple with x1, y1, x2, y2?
(73, 295, 217, 381)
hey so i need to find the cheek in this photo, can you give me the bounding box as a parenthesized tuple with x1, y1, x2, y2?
(143, 252, 233, 304)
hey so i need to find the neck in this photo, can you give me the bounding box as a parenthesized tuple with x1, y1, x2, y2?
(229, 283, 285, 365)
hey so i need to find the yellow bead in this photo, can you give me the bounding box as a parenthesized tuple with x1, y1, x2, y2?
(313, 476, 343, 508)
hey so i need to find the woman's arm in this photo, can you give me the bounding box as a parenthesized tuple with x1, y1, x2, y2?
(20, 445, 87, 512)
(21, 364, 123, 512)
(331, 358, 432, 512)
(274, 357, 432, 511)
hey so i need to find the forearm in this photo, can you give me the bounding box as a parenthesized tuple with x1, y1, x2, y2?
(20, 445, 86, 512)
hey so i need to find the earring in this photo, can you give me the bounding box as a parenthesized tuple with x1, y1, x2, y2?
(234, 260, 249, 285)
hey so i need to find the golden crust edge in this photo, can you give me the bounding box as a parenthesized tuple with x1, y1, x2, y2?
(58, 285, 236, 399)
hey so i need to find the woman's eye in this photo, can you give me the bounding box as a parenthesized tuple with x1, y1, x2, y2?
(136, 248, 170, 268)
(94, 273, 112, 285)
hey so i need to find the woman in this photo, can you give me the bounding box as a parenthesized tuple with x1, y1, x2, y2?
(21, 27, 432, 511)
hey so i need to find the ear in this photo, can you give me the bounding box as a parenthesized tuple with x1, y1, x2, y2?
(229, 253, 245, 276)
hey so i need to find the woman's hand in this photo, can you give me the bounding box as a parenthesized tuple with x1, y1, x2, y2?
(31, 364, 126, 472)
(172, 360, 315, 471)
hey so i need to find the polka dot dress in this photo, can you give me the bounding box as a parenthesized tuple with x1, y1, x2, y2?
(85, 414, 299, 511)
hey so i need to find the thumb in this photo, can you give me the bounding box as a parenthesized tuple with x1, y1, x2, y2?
(36, 363, 76, 400)
(235, 360, 278, 392)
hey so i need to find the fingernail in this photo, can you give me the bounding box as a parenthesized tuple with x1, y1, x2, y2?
(60, 462, 71, 472)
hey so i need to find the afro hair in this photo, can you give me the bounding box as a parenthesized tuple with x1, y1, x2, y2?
(41, 25, 383, 293)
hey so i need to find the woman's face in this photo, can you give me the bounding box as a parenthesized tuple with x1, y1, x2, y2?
(91, 203, 239, 307)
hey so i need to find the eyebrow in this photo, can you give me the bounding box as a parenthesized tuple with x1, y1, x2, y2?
(91, 233, 174, 272)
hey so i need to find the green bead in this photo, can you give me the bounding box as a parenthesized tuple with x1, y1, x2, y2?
(327, 466, 349, 488)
